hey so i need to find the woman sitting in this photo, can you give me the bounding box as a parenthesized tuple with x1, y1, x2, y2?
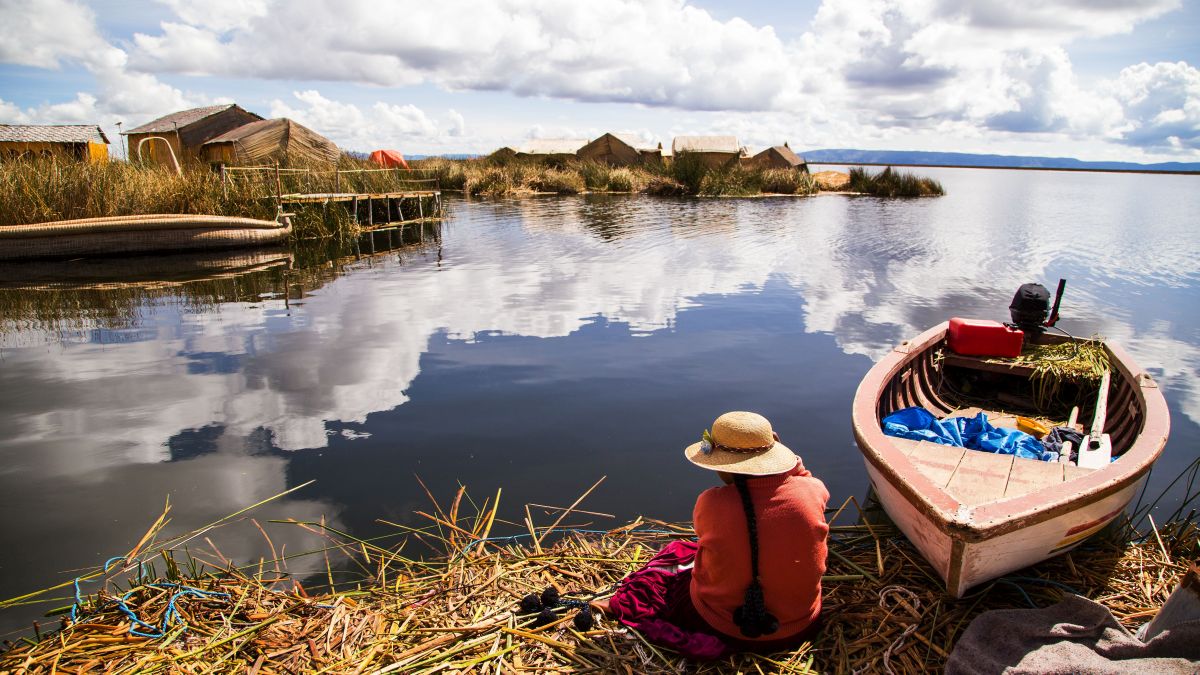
(597, 411, 829, 659)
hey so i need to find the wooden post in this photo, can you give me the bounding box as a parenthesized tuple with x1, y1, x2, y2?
(220, 165, 227, 200)
(417, 194, 425, 222)
(274, 161, 282, 209)
(367, 197, 373, 227)
(351, 196, 358, 225)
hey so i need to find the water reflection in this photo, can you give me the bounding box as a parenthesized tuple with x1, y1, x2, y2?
(1, 170, 1198, 636)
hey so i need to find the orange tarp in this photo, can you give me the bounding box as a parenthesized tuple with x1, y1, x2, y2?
(369, 149, 409, 169)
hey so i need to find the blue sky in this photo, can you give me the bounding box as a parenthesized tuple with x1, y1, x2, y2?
(1, 0, 1198, 162)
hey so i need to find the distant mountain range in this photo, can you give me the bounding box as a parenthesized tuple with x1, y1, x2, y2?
(801, 149, 1200, 173)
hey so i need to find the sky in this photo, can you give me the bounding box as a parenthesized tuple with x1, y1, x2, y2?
(0, 0, 1198, 162)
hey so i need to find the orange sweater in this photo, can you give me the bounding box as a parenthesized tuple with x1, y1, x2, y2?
(689, 460, 829, 642)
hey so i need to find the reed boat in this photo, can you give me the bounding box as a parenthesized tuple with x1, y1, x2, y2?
(0, 248, 293, 290)
(0, 214, 291, 261)
(851, 319, 1170, 597)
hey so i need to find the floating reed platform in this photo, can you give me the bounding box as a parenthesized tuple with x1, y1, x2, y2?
(1, 479, 1196, 674)
(279, 181, 443, 230)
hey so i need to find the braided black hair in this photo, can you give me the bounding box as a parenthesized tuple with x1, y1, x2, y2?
(732, 475, 779, 638)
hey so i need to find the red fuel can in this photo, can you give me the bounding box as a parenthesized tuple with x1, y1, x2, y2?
(947, 318, 1024, 358)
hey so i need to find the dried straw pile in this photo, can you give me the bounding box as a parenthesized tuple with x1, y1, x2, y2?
(1, 483, 1196, 674)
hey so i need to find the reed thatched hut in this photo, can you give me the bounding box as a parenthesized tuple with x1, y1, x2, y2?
(123, 104, 262, 169)
(0, 124, 109, 162)
(488, 147, 519, 163)
(747, 143, 808, 172)
(201, 118, 339, 166)
(671, 136, 743, 168)
(577, 133, 660, 166)
(515, 139, 588, 164)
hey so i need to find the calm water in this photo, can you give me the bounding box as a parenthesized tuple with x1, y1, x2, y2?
(1, 167, 1198, 635)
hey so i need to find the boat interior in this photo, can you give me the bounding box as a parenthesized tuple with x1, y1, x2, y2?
(878, 340, 1146, 507)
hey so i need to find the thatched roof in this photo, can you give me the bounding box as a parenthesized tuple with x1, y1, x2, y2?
(0, 124, 108, 144)
(754, 145, 805, 167)
(517, 138, 588, 155)
(202, 118, 339, 164)
(672, 135, 739, 154)
(124, 104, 261, 134)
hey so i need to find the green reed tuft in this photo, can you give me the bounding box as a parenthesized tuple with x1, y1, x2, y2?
(848, 166, 945, 197)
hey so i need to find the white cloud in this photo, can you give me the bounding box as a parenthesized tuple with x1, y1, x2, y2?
(126, 1, 805, 111)
(0, 0, 202, 149)
(0, 0, 107, 69)
(933, 0, 1180, 38)
(1, 0, 1196, 159)
(1103, 61, 1200, 151)
(268, 90, 460, 151)
(155, 0, 269, 32)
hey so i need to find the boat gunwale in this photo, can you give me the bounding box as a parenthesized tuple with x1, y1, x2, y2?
(851, 321, 1170, 542)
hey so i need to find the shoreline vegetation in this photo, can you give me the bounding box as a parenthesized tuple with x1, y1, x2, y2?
(0, 156, 943, 239)
(1, 472, 1195, 674)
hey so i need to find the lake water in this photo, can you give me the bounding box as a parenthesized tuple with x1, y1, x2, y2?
(1, 167, 1198, 636)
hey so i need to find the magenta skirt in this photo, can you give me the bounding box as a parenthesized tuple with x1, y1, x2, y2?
(605, 541, 818, 661)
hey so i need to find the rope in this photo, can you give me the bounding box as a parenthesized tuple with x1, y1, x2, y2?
(114, 583, 230, 638)
(69, 557, 229, 638)
(875, 585, 922, 675)
(70, 556, 129, 622)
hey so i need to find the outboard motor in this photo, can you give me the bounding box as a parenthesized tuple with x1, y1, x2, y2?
(1009, 279, 1066, 336)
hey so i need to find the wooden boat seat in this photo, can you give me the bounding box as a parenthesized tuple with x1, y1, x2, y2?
(889, 437, 1094, 505)
(941, 352, 1038, 377)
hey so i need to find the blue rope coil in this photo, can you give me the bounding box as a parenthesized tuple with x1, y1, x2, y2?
(69, 557, 229, 638)
(115, 583, 230, 638)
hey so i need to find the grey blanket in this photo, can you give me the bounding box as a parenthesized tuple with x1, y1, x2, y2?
(946, 594, 1200, 675)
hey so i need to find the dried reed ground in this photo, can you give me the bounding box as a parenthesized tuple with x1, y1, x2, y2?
(1, 477, 1195, 674)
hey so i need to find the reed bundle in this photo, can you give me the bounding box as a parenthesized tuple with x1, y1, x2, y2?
(2, 479, 1194, 674)
(1013, 339, 1112, 410)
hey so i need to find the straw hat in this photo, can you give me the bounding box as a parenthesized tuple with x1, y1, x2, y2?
(684, 411, 798, 476)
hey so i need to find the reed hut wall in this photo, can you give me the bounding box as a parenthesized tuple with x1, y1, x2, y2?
(0, 125, 110, 163)
(577, 133, 643, 166)
(671, 136, 742, 169)
(124, 105, 262, 169)
(0, 141, 108, 163)
(202, 118, 339, 166)
(124, 131, 183, 166)
(639, 144, 664, 165)
(679, 151, 740, 169)
(515, 139, 588, 164)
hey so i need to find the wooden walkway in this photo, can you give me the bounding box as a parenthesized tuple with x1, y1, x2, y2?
(279, 189, 443, 228)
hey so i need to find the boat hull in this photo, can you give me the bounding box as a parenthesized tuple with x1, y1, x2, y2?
(852, 321, 1169, 597)
(865, 458, 1144, 597)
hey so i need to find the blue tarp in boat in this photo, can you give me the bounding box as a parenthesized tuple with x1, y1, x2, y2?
(882, 407, 1054, 462)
